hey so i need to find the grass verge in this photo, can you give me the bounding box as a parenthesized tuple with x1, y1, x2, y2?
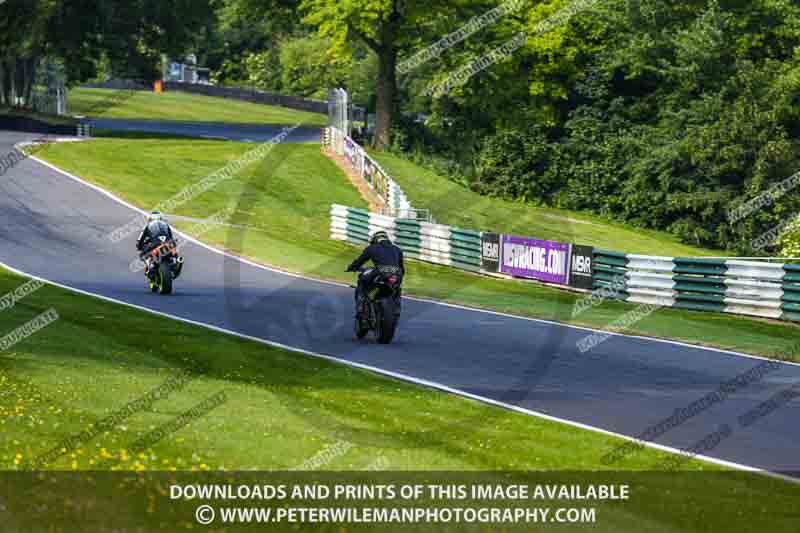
(67, 87, 328, 126)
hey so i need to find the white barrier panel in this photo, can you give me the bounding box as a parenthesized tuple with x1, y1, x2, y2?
(419, 222, 452, 239)
(330, 218, 349, 232)
(626, 271, 677, 291)
(725, 260, 785, 281)
(626, 288, 676, 307)
(725, 278, 783, 301)
(419, 237, 452, 254)
(627, 255, 676, 273)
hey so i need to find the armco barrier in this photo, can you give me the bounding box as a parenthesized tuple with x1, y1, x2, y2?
(331, 204, 480, 273)
(162, 81, 330, 115)
(332, 205, 798, 323)
(592, 250, 798, 321)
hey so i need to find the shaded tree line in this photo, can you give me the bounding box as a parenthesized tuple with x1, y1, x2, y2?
(0, 0, 212, 106)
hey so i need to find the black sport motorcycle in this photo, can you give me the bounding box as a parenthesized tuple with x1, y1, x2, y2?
(352, 267, 402, 344)
(142, 237, 184, 295)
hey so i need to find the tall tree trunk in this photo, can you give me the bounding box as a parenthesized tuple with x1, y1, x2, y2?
(22, 55, 37, 107)
(0, 62, 5, 107)
(353, 3, 402, 151)
(374, 47, 397, 151)
(8, 59, 17, 105)
(21, 58, 31, 107)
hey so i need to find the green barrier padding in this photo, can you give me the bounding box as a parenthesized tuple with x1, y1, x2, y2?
(783, 272, 800, 283)
(676, 292, 725, 304)
(594, 252, 628, 268)
(450, 229, 481, 244)
(674, 301, 727, 312)
(593, 271, 627, 284)
(346, 216, 370, 229)
(346, 206, 370, 215)
(450, 234, 482, 246)
(449, 244, 481, 260)
(674, 258, 727, 276)
(594, 265, 627, 277)
(781, 293, 800, 304)
(782, 311, 800, 321)
(674, 281, 726, 296)
(395, 232, 421, 241)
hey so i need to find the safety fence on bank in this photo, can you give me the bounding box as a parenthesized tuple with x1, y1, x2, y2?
(323, 127, 415, 219)
(330, 204, 800, 323)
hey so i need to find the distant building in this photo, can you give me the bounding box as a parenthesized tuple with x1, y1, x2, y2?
(162, 54, 211, 85)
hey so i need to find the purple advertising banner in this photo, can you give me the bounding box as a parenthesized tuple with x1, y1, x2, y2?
(499, 235, 573, 285)
(343, 137, 355, 164)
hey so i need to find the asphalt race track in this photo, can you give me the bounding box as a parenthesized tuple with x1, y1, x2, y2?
(1, 129, 799, 478)
(88, 118, 322, 143)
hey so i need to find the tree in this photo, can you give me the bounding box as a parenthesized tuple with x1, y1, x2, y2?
(279, 34, 376, 100)
(0, 0, 53, 105)
(0, 0, 214, 107)
(301, 0, 474, 149)
(208, 0, 303, 88)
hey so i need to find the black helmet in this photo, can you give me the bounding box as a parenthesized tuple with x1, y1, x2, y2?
(370, 231, 390, 245)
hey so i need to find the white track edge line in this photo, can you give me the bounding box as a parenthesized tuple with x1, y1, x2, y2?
(27, 154, 800, 370)
(0, 259, 797, 485)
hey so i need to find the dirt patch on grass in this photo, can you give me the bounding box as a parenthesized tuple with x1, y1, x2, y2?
(322, 146, 385, 213)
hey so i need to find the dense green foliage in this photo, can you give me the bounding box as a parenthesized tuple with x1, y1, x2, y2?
(0, 0, 213, 104)
(779, 218, 800, 258)
(394, 0, 800, 254)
